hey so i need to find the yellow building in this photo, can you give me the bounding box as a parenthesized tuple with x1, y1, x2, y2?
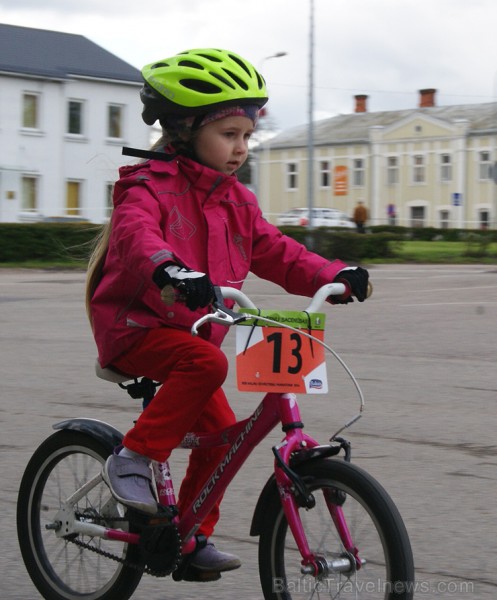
(255, 90, 497, 229)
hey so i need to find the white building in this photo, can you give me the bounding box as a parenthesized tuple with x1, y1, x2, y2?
(0, 24, 151, 223)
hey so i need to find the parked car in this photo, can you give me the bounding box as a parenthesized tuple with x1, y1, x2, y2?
(276, 207, 355, 229)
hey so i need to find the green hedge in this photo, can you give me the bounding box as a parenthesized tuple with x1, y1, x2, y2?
(1, 223, 399, 265)
(1, 223, 494, 265)
(0, 223, 102, 263)
(278, 227, 400, 262)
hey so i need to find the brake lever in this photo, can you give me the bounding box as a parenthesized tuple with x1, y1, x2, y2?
(191, 286, 248, 336)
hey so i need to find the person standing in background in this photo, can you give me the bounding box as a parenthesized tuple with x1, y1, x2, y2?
(353, 200, 368, 233)
(387, 203, 396, 226)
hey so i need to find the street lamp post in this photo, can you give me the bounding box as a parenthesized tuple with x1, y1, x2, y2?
(307, 0, 315, 239)
(259, 52, 288, 71)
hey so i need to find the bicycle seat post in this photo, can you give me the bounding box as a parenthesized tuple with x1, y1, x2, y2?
(153, 460, 177, 510)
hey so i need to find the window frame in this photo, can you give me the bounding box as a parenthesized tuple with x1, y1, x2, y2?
(440, 153, 452, 183)
(412, 154, 425, 184)
(478, 150, 492, 181)
(107, 103, 124, 139)
(22, 92, 41, 130)
(319, 160, 331, 188)
(286, 162, 298, 190)
(386, 156, 399, 186)
(21, 175, 39, 212)
(67, 99, 85, 136)
(352, 158, 365, 187)
(410, 205, 426, 227)
(66, 179, 83, 216)
(105, 183, 114, 219)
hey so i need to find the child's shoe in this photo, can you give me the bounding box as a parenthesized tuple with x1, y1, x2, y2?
(190, 539, 241, 572)
(102, 452, 158, 514)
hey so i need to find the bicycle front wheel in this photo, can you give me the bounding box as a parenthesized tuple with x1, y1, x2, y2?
(258, 459, 414, 600)
(17, 430, 143, 600)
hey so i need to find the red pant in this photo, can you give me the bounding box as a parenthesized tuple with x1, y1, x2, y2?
(113, 327, 236, 537)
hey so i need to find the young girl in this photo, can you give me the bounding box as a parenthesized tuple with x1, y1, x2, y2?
(86, 48, 369, 576)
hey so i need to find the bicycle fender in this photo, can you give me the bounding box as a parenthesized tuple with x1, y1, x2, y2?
(53, 418, 123, 452)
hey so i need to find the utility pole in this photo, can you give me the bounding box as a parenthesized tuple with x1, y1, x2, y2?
(307, 0, 315, 235)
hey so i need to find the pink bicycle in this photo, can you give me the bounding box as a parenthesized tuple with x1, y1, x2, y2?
(17, 284, 414, 599)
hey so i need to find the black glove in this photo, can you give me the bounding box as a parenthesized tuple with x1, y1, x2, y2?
(153, 264, 214, 311)
(333, 267, 370, 303)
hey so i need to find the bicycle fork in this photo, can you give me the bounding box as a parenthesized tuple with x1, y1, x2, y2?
(274, 398, 363, 578)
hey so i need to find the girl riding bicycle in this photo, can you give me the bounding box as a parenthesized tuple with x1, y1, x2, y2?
(85, 47, 369, 576)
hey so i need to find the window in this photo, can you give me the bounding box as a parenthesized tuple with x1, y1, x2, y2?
(319, 161, 331, 187)
(108, 104, 123, 138)
(66, 181, 81, 215)
(440, 154, 452, 182)
(413, 155, 425, 183)
(439, 209, 450, 229)
(410, 206, 425, 227)
(105, 183, 114, 218)
(352, 159, 364, 186)
(387, 156, 399, 185)
(67, 100, 83, 134)
(22, 93, 39, 128)
(478, 151, 492, 180)
(21, 176, 38, 211)
(286, 163, 298, 190)
(479, 209, 490, 230)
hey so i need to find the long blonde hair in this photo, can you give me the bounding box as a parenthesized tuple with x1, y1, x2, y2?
(85, 220, 112, 324)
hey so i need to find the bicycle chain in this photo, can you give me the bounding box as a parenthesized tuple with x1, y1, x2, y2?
(69, 513, 180, 577)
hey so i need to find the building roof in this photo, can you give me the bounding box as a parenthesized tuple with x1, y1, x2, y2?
(262, 100, 497, 150)
(0, 23, 142, 83)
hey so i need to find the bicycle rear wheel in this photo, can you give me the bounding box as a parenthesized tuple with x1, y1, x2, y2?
(17, 430, 143, 600)
(258, 459, 414, 599)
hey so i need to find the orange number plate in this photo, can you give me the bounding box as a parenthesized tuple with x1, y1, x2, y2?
(235, 310, 328, 394)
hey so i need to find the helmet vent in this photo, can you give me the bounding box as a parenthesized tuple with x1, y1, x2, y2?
(152, 62, 170, 69)
(211, 72, 236, 90)
(197, 53, 222, 62)
(178, 60, 204, 70)
(222, 69, 249, 91)
(228, 53, 251, 77)
(180, 78, 222, 94)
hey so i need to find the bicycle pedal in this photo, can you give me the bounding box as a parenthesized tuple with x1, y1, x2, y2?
(178, 565, 222, 582)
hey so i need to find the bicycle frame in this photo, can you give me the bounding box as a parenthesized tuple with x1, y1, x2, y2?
(55, 282, 361, 574)
(169, 390, 324, 560)
(55, 389, 358, 575)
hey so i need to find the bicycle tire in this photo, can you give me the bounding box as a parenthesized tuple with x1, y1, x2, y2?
(258, 458, 414, 600)
(17, 430, 143, 600)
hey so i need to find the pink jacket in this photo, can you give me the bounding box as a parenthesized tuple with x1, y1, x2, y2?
(90, 155, 348, 367)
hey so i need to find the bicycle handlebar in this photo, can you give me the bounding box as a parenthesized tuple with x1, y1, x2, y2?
(190, 283, 348, 336)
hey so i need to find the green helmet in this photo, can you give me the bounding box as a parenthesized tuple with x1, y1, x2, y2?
(140, 48, 268, 125)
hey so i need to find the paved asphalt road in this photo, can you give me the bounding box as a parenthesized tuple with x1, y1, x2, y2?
(1, 264, 496, 599)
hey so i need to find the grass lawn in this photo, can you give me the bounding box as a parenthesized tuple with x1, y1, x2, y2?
(369, 240, 497, 264)
(363, 241, 497, 264)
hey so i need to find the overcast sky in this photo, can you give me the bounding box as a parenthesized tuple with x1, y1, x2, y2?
(2, 0, 497, 132)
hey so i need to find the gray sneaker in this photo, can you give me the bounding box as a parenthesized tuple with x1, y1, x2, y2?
(102, 453, 158, 515)
(190, 540, 241, 572)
